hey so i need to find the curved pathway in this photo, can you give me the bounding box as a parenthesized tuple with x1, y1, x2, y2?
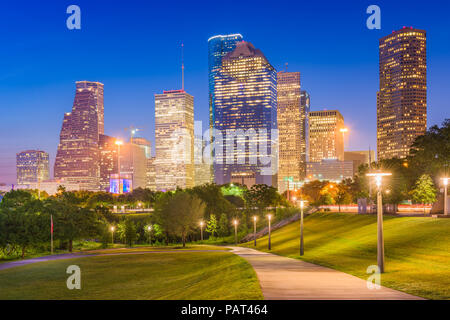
(229, 246, 423, 300)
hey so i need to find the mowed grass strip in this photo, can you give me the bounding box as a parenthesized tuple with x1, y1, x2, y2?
(242, 212, 450, 300)
(0, 251, 263, 300)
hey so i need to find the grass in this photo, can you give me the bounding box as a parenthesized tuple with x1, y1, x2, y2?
(0, 248, 262, 300)
(242, 211, 450, 300)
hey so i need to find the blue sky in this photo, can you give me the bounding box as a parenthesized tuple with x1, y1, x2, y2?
(0, 0, 449, 184)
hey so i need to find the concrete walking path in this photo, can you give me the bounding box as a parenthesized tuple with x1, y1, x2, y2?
(229, 246, 423, 300)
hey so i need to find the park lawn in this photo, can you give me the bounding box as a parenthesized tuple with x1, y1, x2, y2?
(85, 244, 230, 254)
(242, 212, 450, 300)
(0, 250, 262, 300)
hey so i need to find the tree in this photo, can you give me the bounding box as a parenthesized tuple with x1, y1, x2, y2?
(217, 213, 229, 237)
(411, 174, 437, 214)
(154, 192, 206, 247)
(335, 184, 353, 212)
(117, 219, 137, 247)
(206, 214, 218, 237)
(244, 184, 282, 215)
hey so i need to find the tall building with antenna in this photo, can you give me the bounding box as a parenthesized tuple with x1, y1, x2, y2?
(154, 44, 194, 190)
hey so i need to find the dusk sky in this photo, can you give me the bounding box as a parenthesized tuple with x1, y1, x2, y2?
(0, 0, 449, 184)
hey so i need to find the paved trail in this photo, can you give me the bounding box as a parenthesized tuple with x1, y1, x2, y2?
(229, 246, 423, 300)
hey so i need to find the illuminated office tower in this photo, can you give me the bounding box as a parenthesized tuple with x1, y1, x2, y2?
(16, 150, 49, 185)
(377, 27, 427, 160)
(154, 90, 194, 191)
(309, 110, 344, 162)
(208, 34, 243, 131)
(98, 134, 118, 192)
(213, 41, 277, 187)
(146, 157, 156, 191)
(194, 134, 213, 186)
(301, 90, 311, 162)
(119, 141, 147, 189)
(54, 81, 104, 190)
(277, 71, 305, 193)
(132, 136, 152, 159)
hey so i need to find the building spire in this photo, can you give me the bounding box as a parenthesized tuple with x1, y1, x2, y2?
(181, 42, 184, 91)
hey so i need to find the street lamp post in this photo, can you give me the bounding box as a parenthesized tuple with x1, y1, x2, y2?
(267, 214, 272, 250)
(110, 226, 115, 245)
(441, 178, 449, 215)
(115, 140, 123, 194)
(299, 200, 307, 256)
(200, 221, 204, 241)
(366, 172, 392, 273)
(233, 219, 238, 245)
(253, 216, 257, 246)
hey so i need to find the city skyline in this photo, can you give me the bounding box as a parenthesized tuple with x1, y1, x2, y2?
(1, 1, 449, 184)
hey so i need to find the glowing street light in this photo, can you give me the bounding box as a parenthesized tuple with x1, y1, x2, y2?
(267, 214, 272, 250)
(299, 200, 308, 256)
(253, 216, 257, 247)
(115, 140, 123, 194)
(199, 221, 204, 241)
(366, 172, 392, 273)
(233, 219, 238, 245)
(441, 178, 449, 215)
(110, 226, 115, 245)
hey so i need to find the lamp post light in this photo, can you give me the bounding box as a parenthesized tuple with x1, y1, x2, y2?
(110, 226, 115, 245)
(115, 140, 123, 194)
(442, 178, 449, 215)
(253, 216, 257, 246)
(147, 225, 152, 245)
(366, 172, 392, 273)
(233, 219, 238, 245)
(267, 214, 272, 250)
(299, 200, 307, 256)
(199, 221, 204, 241)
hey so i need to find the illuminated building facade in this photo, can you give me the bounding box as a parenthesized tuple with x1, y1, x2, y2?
(132, 136, 152, 159)
(154, 90, 194, 191)
(146, 157, 156, 191)
(16, 150, 49, 185)
(306, 159, 354, 182)
(54, 81, 104, 190)
(194, 134, 213, 186)
(309, 110, 344, 162)
(277, 71, 307, 193)
(377, 27, 427, 160)
(208, 34, 243, 131)
(119, 141, 147, 190)
(98, 134, 118, 192)
(213, 41, 277, 187)
(301, 90, 311, 161)
(344, 150, 376, 175)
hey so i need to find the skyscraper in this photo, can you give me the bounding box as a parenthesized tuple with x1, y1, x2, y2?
(213, 41, 277, 187)
(309, 110, 344, 162)
(208, 34, 243, 131)
(377, 27, 427, 160)
(301, 90, 311, 162)
(277, 71, 306, 193)
(54, 81, 104, 190)
(16, 150, 49, 185)
(154, 90, 194, 191)
(98, 134, 118, 192)
(119, 141, 147, 190)
(194, 134, 213, 186)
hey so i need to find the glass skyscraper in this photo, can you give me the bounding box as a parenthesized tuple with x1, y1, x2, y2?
(208, 33, 243, 130)
(16, 150, 50, 185)
(213, 41, 277, 187)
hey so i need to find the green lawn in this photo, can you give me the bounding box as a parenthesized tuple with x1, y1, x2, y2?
(0, 249, 262, 300)
(242, 212, 450, 300)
